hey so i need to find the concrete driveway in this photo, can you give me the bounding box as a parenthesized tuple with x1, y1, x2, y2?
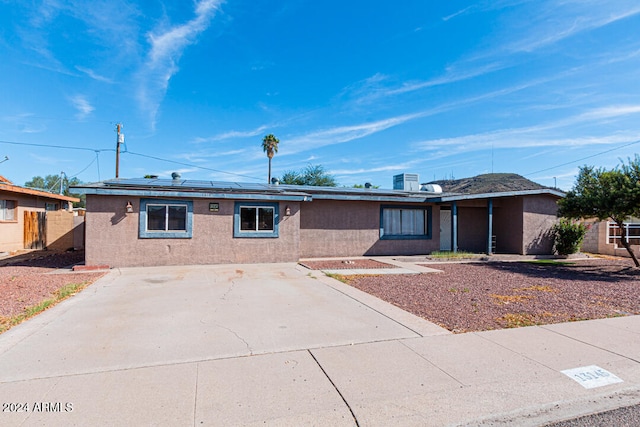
(0, 263, 446, 426)
(1, 263, 639, 426)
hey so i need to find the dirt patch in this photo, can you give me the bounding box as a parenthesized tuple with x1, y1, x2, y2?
(300, 259, 398, 270)
(0, 250, 106, 319)
(340, 259, 640, 333)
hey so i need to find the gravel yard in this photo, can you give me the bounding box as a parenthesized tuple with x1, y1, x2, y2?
(0, 250, 106, 321)
(314, 258, 640, 333)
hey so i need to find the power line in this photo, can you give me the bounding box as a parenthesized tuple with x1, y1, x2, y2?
(525, 138, 640, 177)
(0, 139, 113, 153)
(1, 139, 262, 181)
(124, 151, 263, 181)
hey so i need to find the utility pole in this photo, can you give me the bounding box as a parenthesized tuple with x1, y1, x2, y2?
(115, 123, 124, 178)
(59, 171, 65, 195)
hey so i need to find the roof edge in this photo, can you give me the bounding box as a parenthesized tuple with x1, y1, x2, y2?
(0, 183, 80, 203)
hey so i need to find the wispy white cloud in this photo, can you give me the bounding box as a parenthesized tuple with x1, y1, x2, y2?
(177, 149, 248, 163)
(413, 104, 640, 156)
(192, 125, 269, 143)
(137, 0, 222, 130)
(1, 113, 47, 134)
(284, 112, 424, 155)
(504, 1, 640, 53)
(332, 159, 423, 176)
(69, 95, 94, 120)
(75, 66, 113, 83)
(342, 62, 507, 106)
(442, 6, 476, 22)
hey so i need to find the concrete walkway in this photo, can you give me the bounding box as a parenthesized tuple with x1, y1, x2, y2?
(0, 263, 638, 426)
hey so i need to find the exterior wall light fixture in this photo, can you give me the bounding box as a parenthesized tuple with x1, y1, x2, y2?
(126, 201, 134, 214)
(285, 205, 291, 216)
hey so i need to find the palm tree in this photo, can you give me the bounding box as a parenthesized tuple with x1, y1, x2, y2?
(261, 134, 279, 184)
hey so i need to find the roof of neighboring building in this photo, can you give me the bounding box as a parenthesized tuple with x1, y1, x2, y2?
(426, 173, 552, 195)
(0, 179, 80, 203)
(72, 176, 564, 203)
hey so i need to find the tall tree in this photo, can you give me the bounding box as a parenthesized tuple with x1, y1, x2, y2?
(279, 164, 337, 186)
(558, 157, 640, 267)
(261, 134, 279, 184)
(25, 174, 84, 207)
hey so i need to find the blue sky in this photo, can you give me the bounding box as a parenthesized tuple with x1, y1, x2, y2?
(1, 0, 639, 191)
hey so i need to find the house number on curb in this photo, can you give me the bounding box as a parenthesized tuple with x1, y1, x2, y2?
(561, 365, 623, 389)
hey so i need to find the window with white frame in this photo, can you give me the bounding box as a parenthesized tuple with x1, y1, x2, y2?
(607, 221, 640, 246)
(234, 202, 279, 238)
(0, 200, 16, 221)
(139, 199, 193, 238)
(380, 205, 431, 239)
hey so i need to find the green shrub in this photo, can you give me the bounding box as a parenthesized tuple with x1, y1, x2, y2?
(553, 219, 588, 255)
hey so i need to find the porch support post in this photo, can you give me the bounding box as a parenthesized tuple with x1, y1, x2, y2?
(452, 201, 458, 253)
(487, 198, 493, 255)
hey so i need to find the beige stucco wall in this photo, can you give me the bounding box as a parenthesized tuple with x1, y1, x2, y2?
(299, 200, 440, 258)
(522, 195, 559, 255)
(0, 192, 48, 252)
(84, 196, 300, 267)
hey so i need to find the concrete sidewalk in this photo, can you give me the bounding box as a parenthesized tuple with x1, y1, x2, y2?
(0, 263, 638, 426)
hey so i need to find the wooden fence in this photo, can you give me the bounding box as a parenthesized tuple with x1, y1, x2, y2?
(23, 211, 46, 249)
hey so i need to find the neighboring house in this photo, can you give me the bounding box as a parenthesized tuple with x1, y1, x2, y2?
(0, 175, 80, 253)
(581, 217, 640, 259)
(72, 173, 564, 268)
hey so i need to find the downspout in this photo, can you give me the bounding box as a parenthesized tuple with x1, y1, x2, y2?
(452, 201, 458, 253)
(487, 198, 493, 255)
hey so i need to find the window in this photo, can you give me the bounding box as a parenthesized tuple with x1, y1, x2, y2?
(608, 221, 640, 246)
(234, 202, 279, 238)
(380, 205, 431, 239)
(0, 200, 16, 221)
(45, 203, 58, 211)
(139, 199, 193, 238)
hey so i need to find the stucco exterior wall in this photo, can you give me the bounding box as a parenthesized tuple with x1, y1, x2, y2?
(299, 200, 440, 258)
(493, 197, 523, 254)
(522, 195, 559, 255)
(84, 196, 300, 267)
(457, 206, 488, 253)
(0, 192, 48, 252)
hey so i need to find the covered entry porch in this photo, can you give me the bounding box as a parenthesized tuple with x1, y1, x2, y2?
(435, 190, 563, 256)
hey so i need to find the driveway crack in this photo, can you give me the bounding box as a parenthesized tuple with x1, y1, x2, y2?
(308, 349, 360, 427)
(214, 323, 253, 355)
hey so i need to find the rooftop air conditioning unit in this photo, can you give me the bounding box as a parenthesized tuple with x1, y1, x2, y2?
(393, 173, 420, 191)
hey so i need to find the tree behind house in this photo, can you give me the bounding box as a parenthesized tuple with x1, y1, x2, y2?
(25, 174, 85, 208)
(279, 164, 337, 186)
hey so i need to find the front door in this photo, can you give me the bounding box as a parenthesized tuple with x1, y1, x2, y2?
(440, 209, 451, 251)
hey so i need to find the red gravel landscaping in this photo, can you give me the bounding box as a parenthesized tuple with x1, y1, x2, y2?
(0, 250, 106, 320)
(340, 259, 640, 333)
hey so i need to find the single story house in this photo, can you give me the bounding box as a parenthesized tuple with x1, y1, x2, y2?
(1, 175, 80, 252)
(72, 173, 564, 267)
